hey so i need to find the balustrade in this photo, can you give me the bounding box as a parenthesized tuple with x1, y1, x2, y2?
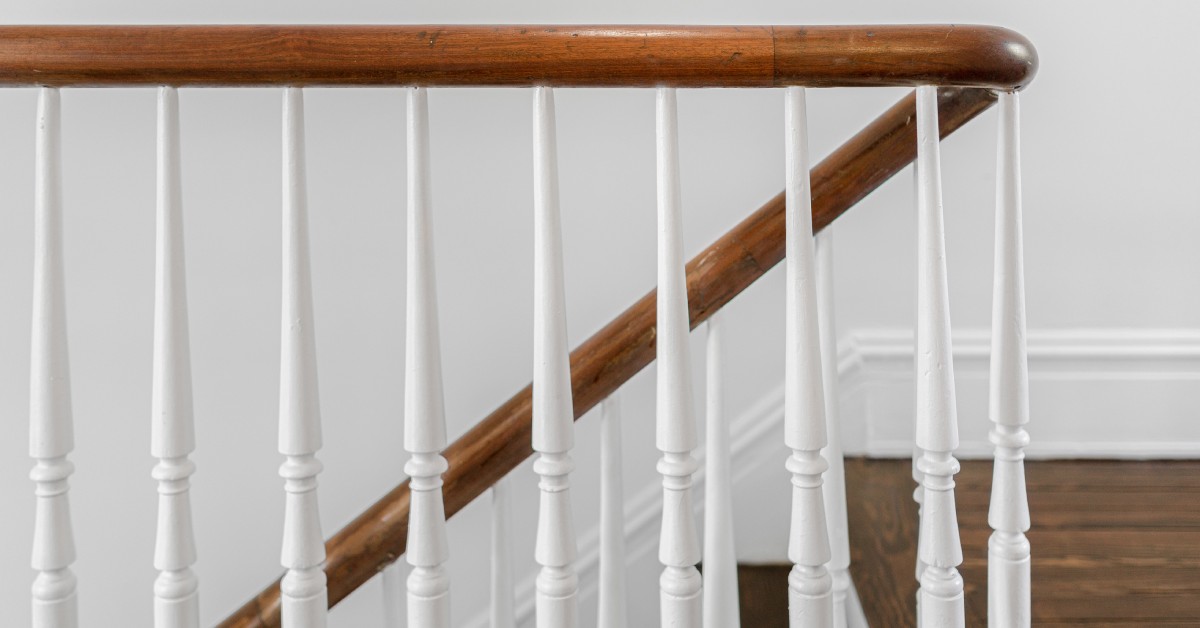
(0, 25, 1035, 628)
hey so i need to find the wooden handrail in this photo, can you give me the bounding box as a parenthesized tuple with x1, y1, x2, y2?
(0, 25, 1035, 88)
(219, 85, 1000, 627)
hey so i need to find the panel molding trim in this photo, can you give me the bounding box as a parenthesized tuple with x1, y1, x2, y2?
(841, 328, 1200, 459)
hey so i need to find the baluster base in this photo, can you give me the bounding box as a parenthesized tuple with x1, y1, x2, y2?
(989, 534, 1032, 628)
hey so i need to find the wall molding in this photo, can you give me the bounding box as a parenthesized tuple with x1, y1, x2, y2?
(841, 328, 1200, 459)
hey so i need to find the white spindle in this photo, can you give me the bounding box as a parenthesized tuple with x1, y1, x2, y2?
(151, 85, 200, 628)
(381, 561, 406, 628)
(491, 479, 515, 628)
(278, 87, 328, 628)
(30, 85, 78, 628)
(404, 86, 452, 628)
(914, 85, 965, 628)
(531, 85, 580, 628)
(912, 162, 927, 623)
(783, 86, 834, 627)
(703, 313, 739, 628)
(654, 86, 702, 627)
(815, 229, 851, 628)
(597, 395, 628, 628)
(913, 442, 925, 626)
(988, 89, 1031, 628)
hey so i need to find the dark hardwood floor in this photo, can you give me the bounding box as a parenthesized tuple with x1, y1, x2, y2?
(737, 564, 791, 628)
(738, 458, 1200, 627)
(847, 458, 1200, 627)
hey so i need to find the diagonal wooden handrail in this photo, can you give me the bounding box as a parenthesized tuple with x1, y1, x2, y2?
(219, 85, 1001, 627)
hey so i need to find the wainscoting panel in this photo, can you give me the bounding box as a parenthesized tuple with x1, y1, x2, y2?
(841, 329, 1200, 459)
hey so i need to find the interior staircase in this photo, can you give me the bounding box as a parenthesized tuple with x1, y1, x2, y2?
(0, 24, 1045, 627)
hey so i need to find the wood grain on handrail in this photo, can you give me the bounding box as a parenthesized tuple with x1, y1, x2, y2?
(218, 86, 999, 628)
(0, 25, 1036, 88)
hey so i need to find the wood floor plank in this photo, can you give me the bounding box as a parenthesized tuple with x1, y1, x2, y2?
(845, 458, 1200, 626)
(736, 564, 791, 628)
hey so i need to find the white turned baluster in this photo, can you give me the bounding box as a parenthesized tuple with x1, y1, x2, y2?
(30, 86, 78, 628)
(655, 86, 703, 627)
(597, 395, 628, 628)
(531, 85, 580, 628)
(279, 87, 328, 628)
(914, 85, 966, 628)
(703, 313, 739, 628)
(911, 161, 927, 625)
(815, 229, 851, 628)
(151, 85, 200, 628)
(988, 90, 1031, 628)
(405, 86, 451, 628)
(491, 479, 516, 628)
(783, 86, 834, 627)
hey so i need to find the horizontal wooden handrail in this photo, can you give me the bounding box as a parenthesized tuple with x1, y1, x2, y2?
(219, 85, 1000, 627)
(0, 25, 1035, 88)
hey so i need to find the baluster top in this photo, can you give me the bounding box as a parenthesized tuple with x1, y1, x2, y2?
(0, 25, 1035, 88)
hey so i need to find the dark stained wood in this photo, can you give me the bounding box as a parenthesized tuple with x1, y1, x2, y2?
(218, 87, 999, 628)
(844, 458, 921, 626)
(0, 25, 1035, 88)
(774, 25, 1037, 90)
(846, 458, 1200, 626)
(736, 564, 791, 628)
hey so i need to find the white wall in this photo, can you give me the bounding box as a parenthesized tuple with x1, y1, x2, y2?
(1, 1, 1198, 626)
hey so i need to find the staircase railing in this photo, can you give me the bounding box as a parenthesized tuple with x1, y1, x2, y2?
(0, 24, 1037, 628)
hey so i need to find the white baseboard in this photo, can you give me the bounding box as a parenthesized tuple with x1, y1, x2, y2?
(464, 327, 1200, 627)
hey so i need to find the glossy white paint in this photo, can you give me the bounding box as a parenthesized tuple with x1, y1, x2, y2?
(816, 229, 851, 628)
(988, 90, 1032, 628)
(654, 86, 703, 628)
(278, 87, 329, 628)
(491, 479, 516, 628)
(783, 86, 834, 628)
(404, 86, 452, 628)
(914, 448, 925, 628)
(151, 86, 200, 628)
(597, 396, 628, 628)
(531, 85, 580, 628)
(703, 313, 740, 628)
(911, 163, 927, 626)
(29, 86, 78, 628)
(913, 85, 966, 628)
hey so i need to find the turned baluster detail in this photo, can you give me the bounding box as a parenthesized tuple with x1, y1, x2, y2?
(783, 86, 834, 627)
(404, 86, 452, 628)
(914, 85, 966, 628)
(30, 85, 79, 628)
(531, 85, 580, 628)
(912, 160, 928, 625)
(151, 85, 201, 628)
(655, 86, 703, 628)
(278, 86, 329, 628)
(988, 89, 1032, 628)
